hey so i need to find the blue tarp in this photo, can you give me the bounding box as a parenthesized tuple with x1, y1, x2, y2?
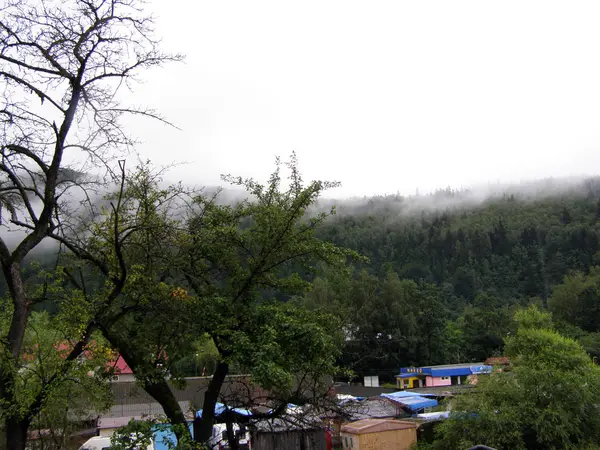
(152, 423, 194, 450)
(196, 401, 253, 418)
(381, 392, 438, 411)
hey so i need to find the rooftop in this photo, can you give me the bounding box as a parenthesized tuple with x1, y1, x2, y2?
(110, 355, 133, 375)
(403, 385, 475, 397)
(420, 362, 486, 369)
(341, 418, 416, 434)
(341, 397, 406, 421)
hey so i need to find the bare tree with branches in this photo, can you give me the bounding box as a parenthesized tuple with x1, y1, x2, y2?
(0, 1, 180, 447)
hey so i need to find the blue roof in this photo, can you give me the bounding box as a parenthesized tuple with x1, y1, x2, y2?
(196, 402, 253, 418)
(384, 391, 422, 398)
(399, 364, 492, 378)
(385, 391, 437, 398)
(381, 392, 438, 412)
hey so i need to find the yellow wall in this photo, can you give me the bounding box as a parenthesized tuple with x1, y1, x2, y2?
(398, 376, 421, 389)
(341, 428, 417, 450)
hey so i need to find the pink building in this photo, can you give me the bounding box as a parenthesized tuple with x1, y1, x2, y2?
(397, 363, 492, 389)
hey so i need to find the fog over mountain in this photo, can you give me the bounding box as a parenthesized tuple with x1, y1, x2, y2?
(5, 172, 599, 260)
(310, 175, 600, 218)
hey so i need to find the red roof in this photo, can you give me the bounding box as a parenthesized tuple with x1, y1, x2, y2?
(485, 356, 510, 366)
(23, 341, 134, 376)
(53, 341, 133, 374)
(110, 355, 133, 375)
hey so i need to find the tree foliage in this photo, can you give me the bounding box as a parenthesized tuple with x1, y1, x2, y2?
(435, 306, 600, 450)
(0, 0, 179, 447)
(182, 155, 358, 443)
(307, 183, 600, 377)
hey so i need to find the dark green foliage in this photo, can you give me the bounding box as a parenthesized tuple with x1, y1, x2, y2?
(434, 307, 600, 450)
(309, 182, 600, 378)
(318, 182, 600, 301)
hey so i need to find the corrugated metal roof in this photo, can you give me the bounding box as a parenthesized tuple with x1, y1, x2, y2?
(343, 397, 405, 421)
(381, 392, 438, 411)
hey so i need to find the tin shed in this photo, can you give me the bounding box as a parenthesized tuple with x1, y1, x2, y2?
(251, 417, 327, 450)
(340, 419, 417, 450)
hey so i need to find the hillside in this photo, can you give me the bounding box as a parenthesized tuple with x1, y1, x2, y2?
(306, 177, 600, 380)
(18, 177, 600, 382)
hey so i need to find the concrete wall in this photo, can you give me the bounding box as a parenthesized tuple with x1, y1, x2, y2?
(112, 373, 136, 382)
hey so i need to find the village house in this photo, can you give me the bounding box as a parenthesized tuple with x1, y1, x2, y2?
(396, 363, 492, 389)
(108, 355, 135, 382)
(340, 419, 417, 450)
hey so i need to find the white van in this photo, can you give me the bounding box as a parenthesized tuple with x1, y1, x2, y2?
(78, 435, 155, 450)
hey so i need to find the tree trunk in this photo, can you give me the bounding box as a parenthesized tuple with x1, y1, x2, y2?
(1, 263, 30, 450)
(193, 360, 229, 444)
(99, 326, 192, 443)
(225, 413, 240, 450)
(5, 416, 29, 450)
(142, 378, 190, 442)
(5, 262, 28, 361)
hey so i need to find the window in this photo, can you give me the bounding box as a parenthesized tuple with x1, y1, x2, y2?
(350, 437, 354, 448)
(441, 376, 450, 380)
(345, 436, 348, 448)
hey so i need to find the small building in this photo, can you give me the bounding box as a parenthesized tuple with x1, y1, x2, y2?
(396, 374, 424, 389)
(108, 355, 135, 382)
(340, 419, 417, 450)
(251, 417, 327, 450)
(396, 363, 492, 389)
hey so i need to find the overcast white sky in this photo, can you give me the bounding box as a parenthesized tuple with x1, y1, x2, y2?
(125, 0, 600, 197)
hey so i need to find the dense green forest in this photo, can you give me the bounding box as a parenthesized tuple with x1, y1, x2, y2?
(19, 178, 600, 384)
(303, 178, 600, 381)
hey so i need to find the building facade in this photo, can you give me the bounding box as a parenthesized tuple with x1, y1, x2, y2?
(396, 363, 492, 389)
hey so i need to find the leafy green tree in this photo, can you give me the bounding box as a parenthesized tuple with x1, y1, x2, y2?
(548, 267, 600, 332)
(110, 418, 203, 450)
(435, 306, 600, 450)
(110, 419, 156, 450)
(0, 308, 113, 450)
(182, 155, 357, 443)
(0, 0, 179, 447)
(54, 163, 200, 443)
(455, 301, 513, 362)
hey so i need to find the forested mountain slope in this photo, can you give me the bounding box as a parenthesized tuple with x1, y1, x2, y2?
(307, 178, 600, 380)
(320, 179, 600, 301)
(16, 177, 600, 382)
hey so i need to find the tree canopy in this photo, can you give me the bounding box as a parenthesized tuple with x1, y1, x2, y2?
(434, 306, 600, 450)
